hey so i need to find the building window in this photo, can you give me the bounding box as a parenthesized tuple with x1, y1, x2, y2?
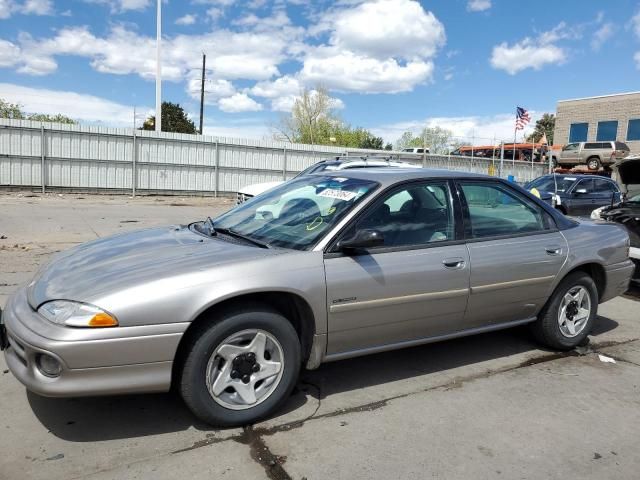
(569, 123, 588, 143)
(596, 121, 618, 141)
(627, 119, 640, 141)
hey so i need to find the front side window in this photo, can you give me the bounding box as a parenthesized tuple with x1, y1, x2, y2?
(569, 123, 588, 143)
(574, 179, 594, 193)
(562, 143, 579, 151)
(460, 182, 550, 239)
(354, 181, 455, 248)
(213, 175, 379, 250)
(596, 121, 618, 142)
(526, 175, 577, 193)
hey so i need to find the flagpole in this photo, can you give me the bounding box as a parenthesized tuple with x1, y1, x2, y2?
(512, 107, 517, 166)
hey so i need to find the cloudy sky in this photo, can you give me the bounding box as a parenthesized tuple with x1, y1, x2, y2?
(1, 0, 639, 144)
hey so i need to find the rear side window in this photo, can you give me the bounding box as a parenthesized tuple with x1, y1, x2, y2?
(584, 143, 600, 149)
(615, 141, 630, 151)
(594, 179, 618, 193)
(459, 182, 551, 239)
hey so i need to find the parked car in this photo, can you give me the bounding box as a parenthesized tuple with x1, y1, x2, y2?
(591, 156, 640, 283)
(401, 147, 430, 154)
(1, 169, 634, 426)
(236, 156, 417, 204)
(525, 174, 622, 216)
(553, 141, 630, 170)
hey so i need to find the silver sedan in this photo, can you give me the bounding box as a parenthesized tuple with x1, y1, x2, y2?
(1, 169, 635, 426)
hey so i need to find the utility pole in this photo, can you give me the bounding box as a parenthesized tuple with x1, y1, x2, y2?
(199, 53, 206, 135)
(155, 0, 162, 132)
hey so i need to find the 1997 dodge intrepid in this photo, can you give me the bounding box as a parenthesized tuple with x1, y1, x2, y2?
(1, 169, 635, 426)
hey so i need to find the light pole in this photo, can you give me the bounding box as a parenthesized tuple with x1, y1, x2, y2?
(155, 0, 162, 132)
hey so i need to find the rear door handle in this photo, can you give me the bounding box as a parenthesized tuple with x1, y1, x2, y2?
(443, 257, 465, 269)
(545, 247, 562, 256)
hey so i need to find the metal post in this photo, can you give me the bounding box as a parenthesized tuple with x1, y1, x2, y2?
(40, 123, 46, 193)
(155, 0, 162, 132)
(214, 141, 219, 197)
(283, 147, 287, 181)
(132, 126, 137, 197)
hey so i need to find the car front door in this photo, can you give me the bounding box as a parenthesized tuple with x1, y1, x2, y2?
(323, 180, 470, 357)
(568, 178, 596, 215)
(560, 143, 580, 165)
(457, 180, 568, 328)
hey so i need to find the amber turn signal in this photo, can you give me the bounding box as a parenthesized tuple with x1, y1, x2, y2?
(88, 313, 118, 327)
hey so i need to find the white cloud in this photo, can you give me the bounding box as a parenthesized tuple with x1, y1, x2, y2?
(206, 7, 223, 21)
(592, 22, 613, 51)
(373, 112, 542, 146)
(490, 24, 569, 75)
(0, 40, 21, 67)
(202, 122, 270, 140)
(21, 0, 53, 15)
(83, 0, 150, 12)
(0, 83, 142, 125)
(0, 0, 53, 18)
(175, 14, 197, 26)
(218, 93, 263, 113)
(467, 0, 491, 12)
(300, 0, 444, 93)
(301, 49, 434, 93)
(7, 23, 298, 81)
(186, 75, 236, 104)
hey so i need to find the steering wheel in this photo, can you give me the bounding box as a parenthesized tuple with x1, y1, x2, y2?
(279, 198, 322, 226)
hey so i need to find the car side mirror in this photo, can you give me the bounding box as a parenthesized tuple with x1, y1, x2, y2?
(337, 229, 384, 253)
(574, 188, 588, 194)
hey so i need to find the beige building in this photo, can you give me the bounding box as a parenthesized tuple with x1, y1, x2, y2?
(554, 92, 640, 152)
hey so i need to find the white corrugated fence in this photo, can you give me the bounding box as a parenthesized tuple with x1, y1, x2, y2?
(0, 119, 547, 195)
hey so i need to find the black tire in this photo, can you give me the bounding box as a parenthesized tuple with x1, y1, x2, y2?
(179, 305, 301, 427)
(587, 157, 601, 170)
(530, 272, 598, 350)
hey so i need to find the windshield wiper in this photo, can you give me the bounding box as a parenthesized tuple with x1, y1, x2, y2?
(213, 227, 271, 249)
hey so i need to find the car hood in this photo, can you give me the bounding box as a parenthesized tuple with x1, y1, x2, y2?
(238, 181, 284, 197)
(27, 225, 283, 309)
(615, 157, 640, 186)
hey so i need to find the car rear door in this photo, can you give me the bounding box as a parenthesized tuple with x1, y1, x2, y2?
(568, 178, 597, 215)
(593, 178, 621, 209)
(323, 180, 470, 356)
(457, 180, 568, 328)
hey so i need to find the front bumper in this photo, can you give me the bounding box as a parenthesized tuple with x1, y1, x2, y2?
(2, 287, 187, 397)
(601, 260, 637, 303)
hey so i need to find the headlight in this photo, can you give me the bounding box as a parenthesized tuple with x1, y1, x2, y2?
(591, 207, 604, 220)
(38, 300, 118, 328)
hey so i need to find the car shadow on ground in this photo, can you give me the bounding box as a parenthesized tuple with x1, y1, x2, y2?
(27, 315, 619, 442)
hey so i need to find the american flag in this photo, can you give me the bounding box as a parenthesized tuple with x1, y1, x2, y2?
(515, 106, 530, 130)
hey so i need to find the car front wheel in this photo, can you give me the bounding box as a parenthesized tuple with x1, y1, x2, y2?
(531, 272, 598, 350)
(179, 306, 301, 426)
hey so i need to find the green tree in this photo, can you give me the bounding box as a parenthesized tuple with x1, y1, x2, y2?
(384, 143, 393, 151)
(28, 113, 76, 124)
(0, 99, 25, 119)
(526, 113, 555, 144)
(143, 101, 197, 134)
(1, 98, 76, 123)
(394, 127, 462, 154)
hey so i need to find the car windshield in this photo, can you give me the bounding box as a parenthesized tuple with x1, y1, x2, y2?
(212, 175, 379, 250)
(526, 176, 578, 193)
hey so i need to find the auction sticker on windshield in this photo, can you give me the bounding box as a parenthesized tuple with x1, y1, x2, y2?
(318, 189, 358, 201)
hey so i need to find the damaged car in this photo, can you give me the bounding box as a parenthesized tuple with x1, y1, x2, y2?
(592, 157, 640, 283)
(1, 169, 635, 427)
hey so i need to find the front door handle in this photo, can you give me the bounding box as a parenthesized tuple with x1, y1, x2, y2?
(545, 247, 562, 256)
(443, 257, 465, 269)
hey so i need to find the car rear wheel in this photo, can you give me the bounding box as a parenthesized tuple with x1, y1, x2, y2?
(179, 306, 301, 426)
(587, 157, 601, 170)
(530, 272, 598, 350)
